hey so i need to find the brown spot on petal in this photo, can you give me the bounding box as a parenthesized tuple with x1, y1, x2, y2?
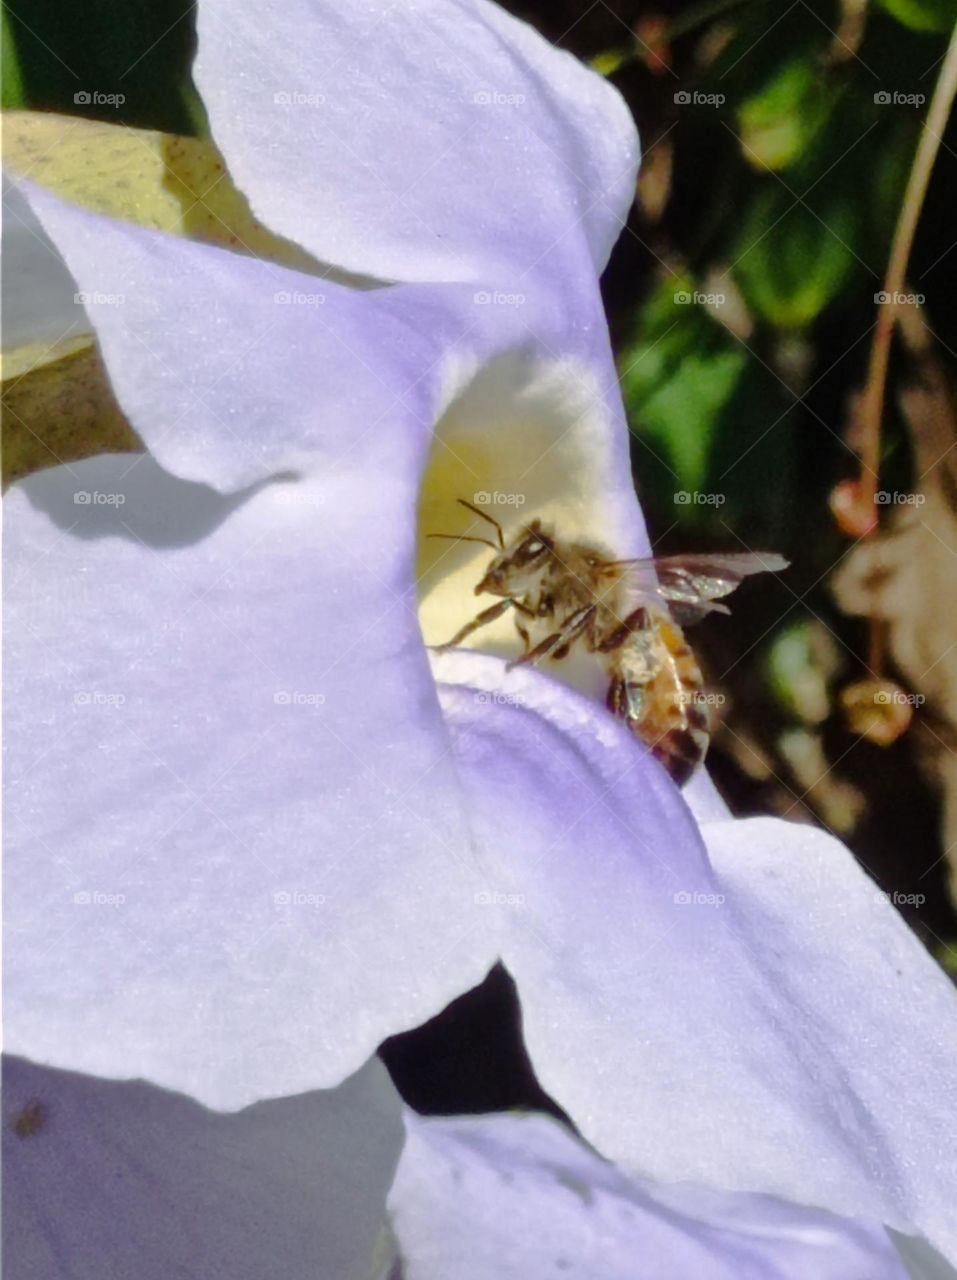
(12, 1100, 48, 1140)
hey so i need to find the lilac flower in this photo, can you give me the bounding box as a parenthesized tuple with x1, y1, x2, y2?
(4, 1055, 932, 1278)
(4, 0, 957, 1267)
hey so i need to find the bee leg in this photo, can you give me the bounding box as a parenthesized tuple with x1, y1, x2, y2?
(508, 604, 596, 670)
(434, 597, 519, 650)
(596, 606, 650, 653)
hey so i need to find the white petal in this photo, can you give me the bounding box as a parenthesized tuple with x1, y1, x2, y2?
(431, 649, 957, 1263)
(1, 178, 86, 352)
(4, 458, 499, 1106)
(17, 180, 450, 491)
(194, 0, 638, 284)
(3, 1054, 402, 1279)
(390, 1109, 909, 1279)
(18, 181, 645, 574)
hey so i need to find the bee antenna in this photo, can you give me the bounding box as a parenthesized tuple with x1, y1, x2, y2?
(426, 533, 499, 551)
(456, 497, 505, 550)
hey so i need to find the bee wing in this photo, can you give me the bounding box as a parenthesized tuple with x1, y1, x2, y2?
(614, 551, 789, 623)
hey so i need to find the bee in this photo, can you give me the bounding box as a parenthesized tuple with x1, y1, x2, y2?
(431, 499, 787, 785)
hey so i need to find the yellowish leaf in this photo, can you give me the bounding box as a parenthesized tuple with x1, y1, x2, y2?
(2, 337, 140, 487)
(2, 110, 319, 269)
(2, 110, 331, 482)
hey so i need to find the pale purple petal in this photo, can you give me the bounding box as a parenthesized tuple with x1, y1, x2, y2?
(194, 0, 638, 284)
(4, 186, 647, 1107)
(4, 458, 498, 1105)
(1, 179, 85, 351)
(3, 1054, 402, 1279)
(18, 180, 643, 554)
(432, 649, 957, 1261)
(390, 1109, 909, 1279)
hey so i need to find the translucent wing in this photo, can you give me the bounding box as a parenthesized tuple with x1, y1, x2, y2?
(611, 551, 788, 624)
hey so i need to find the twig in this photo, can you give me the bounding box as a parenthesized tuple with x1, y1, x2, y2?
(858, 18, 957, 670)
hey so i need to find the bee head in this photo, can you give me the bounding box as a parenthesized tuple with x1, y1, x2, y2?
(475, 520, 554, 595)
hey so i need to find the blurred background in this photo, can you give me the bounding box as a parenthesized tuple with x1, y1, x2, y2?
(4, 0, 957, 966)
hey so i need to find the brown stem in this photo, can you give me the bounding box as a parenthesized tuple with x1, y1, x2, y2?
(859, 19, 957, 673)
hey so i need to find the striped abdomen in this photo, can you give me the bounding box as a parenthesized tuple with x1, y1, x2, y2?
(606, 613, 710, 786)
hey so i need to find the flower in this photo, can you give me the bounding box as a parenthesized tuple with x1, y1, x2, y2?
(3, 1055, 928, 1279)
(4, 0, 957, 1265)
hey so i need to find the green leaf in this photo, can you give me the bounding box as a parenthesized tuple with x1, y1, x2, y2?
(619, 279, 747, 497)
(876, 0, 957, 33)
(731, 188, 858, 328)
(4, 0, 198, 134)
(1, 6, 25, 108)
(738, 56, 832, 172)
(590, 48, 630, 77)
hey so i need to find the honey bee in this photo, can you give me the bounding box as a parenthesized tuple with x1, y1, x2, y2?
(431, 499, 787, 785)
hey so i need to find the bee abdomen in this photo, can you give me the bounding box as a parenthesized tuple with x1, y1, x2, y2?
(608, 670, 711, 786)
(652, 726, 709, 786)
